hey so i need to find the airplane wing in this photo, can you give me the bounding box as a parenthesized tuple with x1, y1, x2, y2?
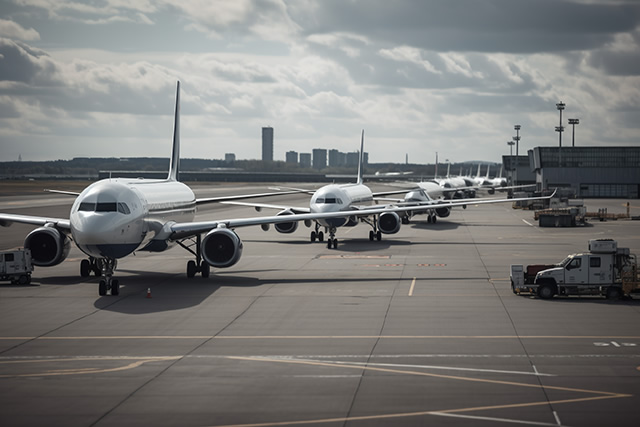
(169, 191, 555, 240)
(0, 213, 71, 229)
(220, 201, 310, 213)
(196, 189, 310, 205)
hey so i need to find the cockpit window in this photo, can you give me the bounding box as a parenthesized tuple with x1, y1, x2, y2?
(79, 202, 96, 212)
(315, 196, 342, 204)
(77, 201, 130, 214)
(96, 202, 117, 212)
(117, 203, 131, 214)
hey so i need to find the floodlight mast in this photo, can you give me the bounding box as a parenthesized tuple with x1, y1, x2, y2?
(556, 101, 565, 166)
(513, 125, 521, 185)
(568, 118, 579, 147)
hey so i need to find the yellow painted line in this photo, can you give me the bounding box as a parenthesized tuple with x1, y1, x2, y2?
(408, 277, 416, 296)
(0, 356, 180, 378)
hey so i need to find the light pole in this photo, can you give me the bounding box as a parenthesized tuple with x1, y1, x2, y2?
(513, 125, 521, 185)
(568, 118, 579, 147)
(556, 101, 565, 167)
(507, 140, 515, 185)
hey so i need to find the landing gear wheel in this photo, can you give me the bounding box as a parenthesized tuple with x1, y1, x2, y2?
(318, 231, 324, 242)
(111, 279, 120, 296)
(333, 239, 338, 249)
(369, 230, 374, 241)
(99, 280, 107, 296)
(187, 260, 197, 278)
(80, 259, 91, 277)
(432, 216, 437, 224)
(376, 231, 382, 241)
(310, 231, 316, 242)
(201, 262, 210, 278)
(327, 239, 332, 249)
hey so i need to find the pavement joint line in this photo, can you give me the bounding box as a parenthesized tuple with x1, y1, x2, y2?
(1, 335, 639, 340)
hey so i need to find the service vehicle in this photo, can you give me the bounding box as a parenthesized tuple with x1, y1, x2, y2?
(510, 239, 639, 299)
(0, 248, 33, 285)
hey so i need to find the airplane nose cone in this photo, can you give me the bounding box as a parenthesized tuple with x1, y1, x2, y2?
(72, 213, 141, 259)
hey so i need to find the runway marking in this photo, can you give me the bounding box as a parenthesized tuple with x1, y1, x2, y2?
(2, 335, 640, 340)
(408, 277, 416, 296)
(522, 219, 534, 226)
(211, 355, 630, 427)
(317, 255, 390, 259)
(0, 356, 180, 378)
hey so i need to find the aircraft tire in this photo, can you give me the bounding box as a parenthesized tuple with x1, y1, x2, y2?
(376, 231, 382, 241)
(111, 279, 119, 296)
(187, 260, 197, 278)
(318, 231, 324, 242)
(333, 239, 338, 249)
(80, 259, 91, 277)
(310, 231, 316, 242)
(369, 230, 374, 241)
(99, 280, 107, 296)
(201, 262, 210, 278)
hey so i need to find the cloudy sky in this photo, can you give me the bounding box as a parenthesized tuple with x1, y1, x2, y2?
(1, 0, 639, 164)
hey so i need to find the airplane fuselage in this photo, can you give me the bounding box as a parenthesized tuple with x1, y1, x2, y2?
(70, 178, 196, 259)
(310, 183, 373, 228)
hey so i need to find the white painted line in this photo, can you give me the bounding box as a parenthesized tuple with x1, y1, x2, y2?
(522, 219, 534, 226)
(431, 411, 561, 426)
(553, 411, 562, 426)
(408, 277, 416, 296)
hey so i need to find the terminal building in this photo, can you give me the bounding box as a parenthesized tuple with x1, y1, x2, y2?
(504, 146, 640, 198)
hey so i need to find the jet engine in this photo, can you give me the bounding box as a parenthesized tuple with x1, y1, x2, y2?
(274, 209, 298, 234)
(24, 227, 71, 266)
(435, 206, 451, 218)
(201, 228, 243, 268)
(378, 211, 401, 234)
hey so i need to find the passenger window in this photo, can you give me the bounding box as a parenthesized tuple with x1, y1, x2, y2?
(6, 253, 14, 262)
(590, 257, 601, 268)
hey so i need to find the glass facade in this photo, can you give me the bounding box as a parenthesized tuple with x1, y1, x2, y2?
(539, 147, 640, 168)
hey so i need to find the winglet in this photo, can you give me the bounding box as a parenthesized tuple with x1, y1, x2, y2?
(357, 129, 364, 185)
(168, 81, 181, 181)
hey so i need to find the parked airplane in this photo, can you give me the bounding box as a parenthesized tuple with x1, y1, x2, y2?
(224, 134, 553, 248)
(0, 82, 434, 295)
(0, 82, 554, 295)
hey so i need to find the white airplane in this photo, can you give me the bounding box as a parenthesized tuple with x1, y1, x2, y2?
(0, 82, 439, 295)
(0, 82, 554, 295)
(224, 134, 554, 248)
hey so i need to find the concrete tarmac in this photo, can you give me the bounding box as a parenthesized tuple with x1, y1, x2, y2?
(0, 183, 639, 427)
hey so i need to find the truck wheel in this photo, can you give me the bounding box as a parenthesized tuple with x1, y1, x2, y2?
(17, 275, 29, 285)
(606, 286, 622, 300)
(537, 283, 556, 299)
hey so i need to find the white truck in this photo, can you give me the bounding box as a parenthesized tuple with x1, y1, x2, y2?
(510, 239, 639, 299)
(0, 249, 33, 285)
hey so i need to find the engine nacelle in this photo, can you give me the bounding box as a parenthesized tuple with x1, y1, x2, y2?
(435, 206, 451, 218)
(24, 227, 71, 266)
(378, 211, 401, 234)
(274, 209, 298, 234)
(201, 228, 243, 268)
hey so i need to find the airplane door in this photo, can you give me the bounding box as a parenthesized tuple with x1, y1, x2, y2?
(565, 256, 587, 284)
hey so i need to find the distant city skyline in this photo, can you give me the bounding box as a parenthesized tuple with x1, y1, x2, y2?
(1, 1, 639, 163)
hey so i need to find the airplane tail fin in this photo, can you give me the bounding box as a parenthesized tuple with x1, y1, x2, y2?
(357, 130, 364, 185)
(168, 81, 181, 181)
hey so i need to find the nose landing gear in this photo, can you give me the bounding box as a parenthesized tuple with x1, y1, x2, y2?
(96, 258, 119, 296)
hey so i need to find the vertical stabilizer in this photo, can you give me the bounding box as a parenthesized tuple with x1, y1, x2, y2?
(168, 81, 181, 181)
(357, 130, 365, 185)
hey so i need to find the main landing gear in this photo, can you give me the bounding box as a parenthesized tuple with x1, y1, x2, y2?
(177, 234, 210, 278)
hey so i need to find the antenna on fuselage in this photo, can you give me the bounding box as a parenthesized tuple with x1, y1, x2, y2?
(357, 129, 364, 185)
(168, 81, 181, 182)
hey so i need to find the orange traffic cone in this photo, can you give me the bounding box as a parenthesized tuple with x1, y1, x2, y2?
(146, 288, 152, 298)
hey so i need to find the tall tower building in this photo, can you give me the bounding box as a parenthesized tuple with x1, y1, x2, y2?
(262, 127, 273, 162)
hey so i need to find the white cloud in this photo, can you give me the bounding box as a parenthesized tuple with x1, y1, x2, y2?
(0, 19, 40, 41)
